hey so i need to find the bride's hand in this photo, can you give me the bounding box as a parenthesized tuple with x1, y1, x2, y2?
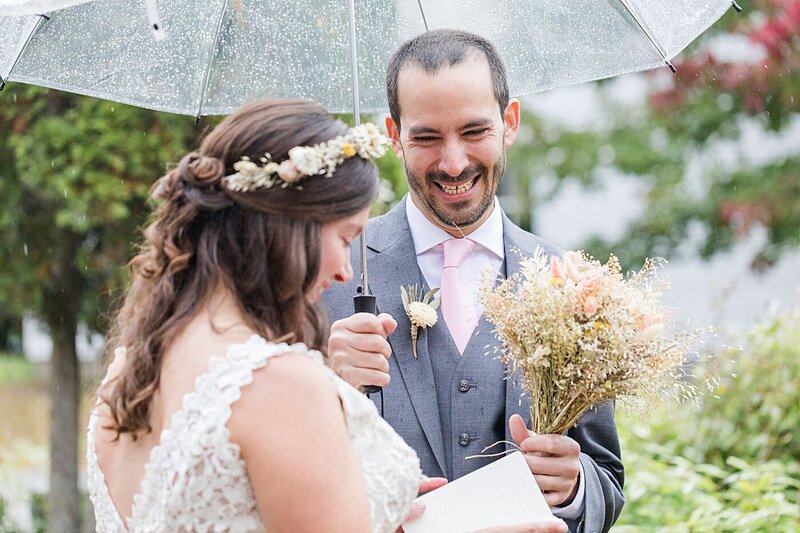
(396, 476, 448, 532)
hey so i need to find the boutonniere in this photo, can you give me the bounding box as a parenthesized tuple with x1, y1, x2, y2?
(400, 285, 440, 359)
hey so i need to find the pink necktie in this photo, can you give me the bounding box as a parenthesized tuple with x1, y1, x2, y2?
(441, 238, 478, 354)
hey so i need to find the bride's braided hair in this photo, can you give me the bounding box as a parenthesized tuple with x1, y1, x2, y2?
(102, 99, 378, 438)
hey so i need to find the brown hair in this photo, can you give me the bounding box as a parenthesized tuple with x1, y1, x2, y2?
(386, 29, 509, 130)
(103, 99, 378, 438)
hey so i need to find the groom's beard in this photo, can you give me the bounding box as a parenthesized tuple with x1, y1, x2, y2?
(404, 152, 506, 229)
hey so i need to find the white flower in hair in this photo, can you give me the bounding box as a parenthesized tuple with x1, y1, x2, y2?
(353, 123, 385, 158)
(224, 123, 389, 192)
(277, 160, 301, 183)
(288, 146, 323, 176)
(233, 159, 259, 173)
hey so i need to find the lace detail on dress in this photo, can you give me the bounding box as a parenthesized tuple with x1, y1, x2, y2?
(87, 336, 420, 533)
(324, 367, 421, 532)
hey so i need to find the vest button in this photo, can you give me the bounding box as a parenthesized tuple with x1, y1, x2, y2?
(458, 379, 470, 392)
(459, 433, 471, 446)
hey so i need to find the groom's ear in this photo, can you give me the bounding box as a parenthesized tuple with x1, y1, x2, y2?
(502, 98, 521, 148)
(385, 115, 403, 161)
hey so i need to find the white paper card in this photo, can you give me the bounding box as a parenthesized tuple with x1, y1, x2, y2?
(402, 451, 559, 533)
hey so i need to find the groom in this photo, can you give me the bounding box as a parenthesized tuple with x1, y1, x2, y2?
(322, 30, 624, 533)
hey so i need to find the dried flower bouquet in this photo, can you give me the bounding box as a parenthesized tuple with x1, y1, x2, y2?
(481, 249, 701, 435)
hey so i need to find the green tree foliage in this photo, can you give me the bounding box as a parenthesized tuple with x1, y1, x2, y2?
(0, 86, 197, 531)
(508, 0, 800, 271)
(1, 88, 198, 328)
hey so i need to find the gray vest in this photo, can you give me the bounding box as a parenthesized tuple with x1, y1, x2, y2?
(423, 259, 508, 481)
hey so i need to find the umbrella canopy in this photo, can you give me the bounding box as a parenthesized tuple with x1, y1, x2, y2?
(1, 0, 739, 117)
(0, 0, 95, 16)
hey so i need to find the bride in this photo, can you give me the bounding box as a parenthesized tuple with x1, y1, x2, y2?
(87, 98, 423, 532)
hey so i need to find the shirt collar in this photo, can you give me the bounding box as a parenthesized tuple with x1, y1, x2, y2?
(405, 195, 505, 260)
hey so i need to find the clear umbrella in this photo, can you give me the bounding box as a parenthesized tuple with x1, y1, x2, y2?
(1, 0, 741, 116)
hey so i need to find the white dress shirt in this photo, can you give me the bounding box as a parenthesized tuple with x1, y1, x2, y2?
(405, 196, 586, 519)
(406, 196, 504, 315)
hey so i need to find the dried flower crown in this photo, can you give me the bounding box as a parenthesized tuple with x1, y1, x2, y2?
(224, 123, 389, 192)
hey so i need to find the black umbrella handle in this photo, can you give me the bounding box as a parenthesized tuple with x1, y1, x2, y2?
(354, 293, 381, 395)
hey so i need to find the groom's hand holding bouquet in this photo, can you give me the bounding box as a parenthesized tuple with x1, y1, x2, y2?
(508, 414, 582, 508)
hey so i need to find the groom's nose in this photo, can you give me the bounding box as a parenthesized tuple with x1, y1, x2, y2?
(438, 139, 469, 177)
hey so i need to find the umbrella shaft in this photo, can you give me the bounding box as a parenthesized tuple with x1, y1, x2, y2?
(347, 0, 371, 296)
(347, 0, 361, 125)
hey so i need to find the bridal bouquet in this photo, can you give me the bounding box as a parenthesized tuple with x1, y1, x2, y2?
(480, 249, 702, 435)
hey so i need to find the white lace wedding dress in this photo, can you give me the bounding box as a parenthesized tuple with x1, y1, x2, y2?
(86, 336, 421, 533)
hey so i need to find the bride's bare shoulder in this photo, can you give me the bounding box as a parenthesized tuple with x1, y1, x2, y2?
(227, 348, 370, 531)
(228, 349, 342, 433)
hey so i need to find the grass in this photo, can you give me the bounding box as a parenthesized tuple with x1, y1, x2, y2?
(0, 353, 35, 385)
(0, 354, 48, 471)
(0, 353, 95, 469)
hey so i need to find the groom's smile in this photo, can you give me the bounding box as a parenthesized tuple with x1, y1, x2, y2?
(429, 165, 482, 197)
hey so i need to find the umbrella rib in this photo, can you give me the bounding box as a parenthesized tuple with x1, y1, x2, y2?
(415, 0, 429, 31)
(0, 13, 49, 91)
(616, 0, 675, 72)
(195, 0, 229, 119)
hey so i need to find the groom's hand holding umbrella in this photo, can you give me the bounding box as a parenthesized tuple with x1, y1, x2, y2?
(328, 312, 396, 391)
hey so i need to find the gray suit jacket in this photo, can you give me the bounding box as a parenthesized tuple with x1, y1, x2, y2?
(322, 198, 624, 533)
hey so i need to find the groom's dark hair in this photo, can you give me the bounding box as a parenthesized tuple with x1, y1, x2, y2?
(386, 29, 510, 129)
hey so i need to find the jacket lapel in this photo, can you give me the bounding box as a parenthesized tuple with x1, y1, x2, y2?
(366, 200, 448, 475)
